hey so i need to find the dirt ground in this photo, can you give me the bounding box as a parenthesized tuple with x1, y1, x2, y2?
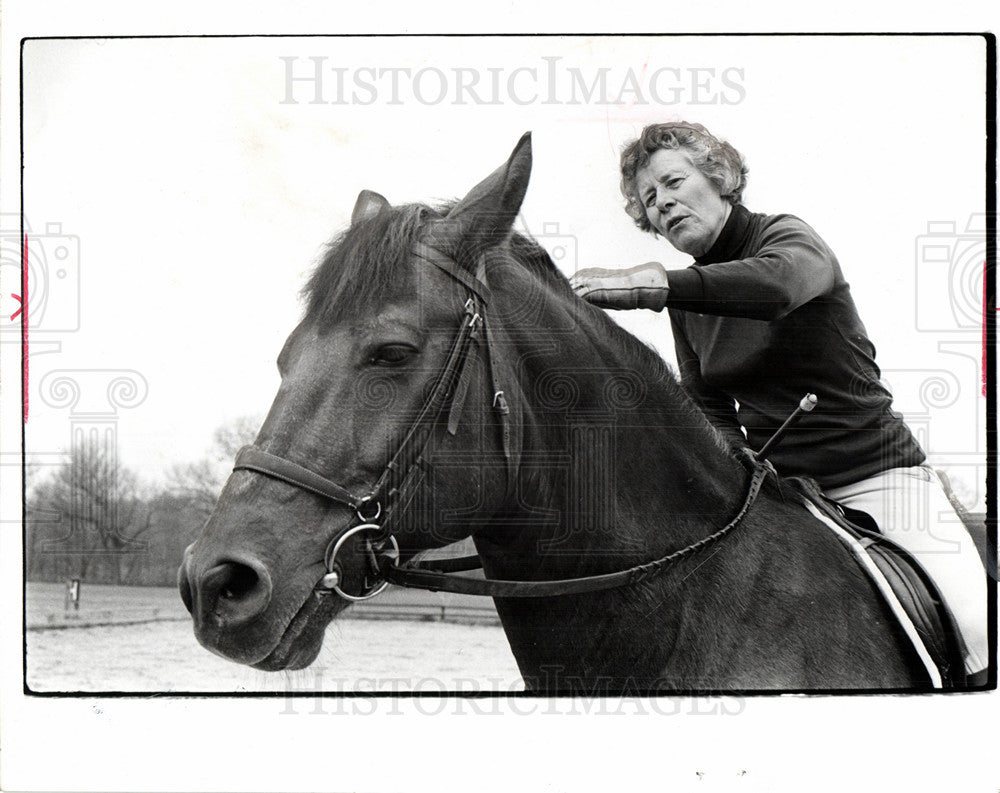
(24, 583, 522, 693)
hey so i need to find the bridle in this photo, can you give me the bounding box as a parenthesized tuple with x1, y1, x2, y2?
(232, 242, 773, 601)
(233, 242, 516, 601)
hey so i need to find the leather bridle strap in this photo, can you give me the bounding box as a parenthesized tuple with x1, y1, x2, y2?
(234, 291, 484, 531)
(365, 294, 483, 520)
(413, 242, 491, 305)
(378, 462, 772, 598)
(414, 243, 518, 495)
(233, 446, 369, 513)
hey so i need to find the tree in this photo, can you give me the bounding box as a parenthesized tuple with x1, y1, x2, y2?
(26, 415, 263, 586)
(211, 414, 261, 460)
(166, 415, 261, 523)
(26, 435, 151, 583)
(165, 457, 223, 524)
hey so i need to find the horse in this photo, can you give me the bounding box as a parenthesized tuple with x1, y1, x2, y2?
(178, 133, 933, 693)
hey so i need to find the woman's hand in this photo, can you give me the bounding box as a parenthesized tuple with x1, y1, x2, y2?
(570, 262, 670, 311)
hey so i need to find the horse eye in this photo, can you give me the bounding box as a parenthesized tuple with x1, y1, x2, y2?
(370, 344, 417, 367)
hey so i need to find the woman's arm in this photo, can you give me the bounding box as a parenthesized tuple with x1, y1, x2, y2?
(665, 215, 837, 320)
(571, 215, 838, 319)
(570, 261, 671, 311)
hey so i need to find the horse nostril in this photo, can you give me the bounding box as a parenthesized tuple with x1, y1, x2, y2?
(219, 564, 258, 601)
(198, 560, 272, 628)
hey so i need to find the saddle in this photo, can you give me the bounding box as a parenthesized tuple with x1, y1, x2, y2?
(785, 476, 970, 688)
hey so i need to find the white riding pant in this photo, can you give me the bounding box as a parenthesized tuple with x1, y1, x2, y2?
(825, 465, 988, 675)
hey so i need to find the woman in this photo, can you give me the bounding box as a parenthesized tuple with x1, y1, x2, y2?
(570, 121, 987, 680)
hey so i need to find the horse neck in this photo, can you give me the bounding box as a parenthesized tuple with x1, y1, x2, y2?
(488, 272, 748, 572)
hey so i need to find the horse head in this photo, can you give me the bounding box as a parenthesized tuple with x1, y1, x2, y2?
(178, 134, 548, 670)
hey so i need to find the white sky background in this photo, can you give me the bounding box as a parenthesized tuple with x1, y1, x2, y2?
(15, 35, 988, 506)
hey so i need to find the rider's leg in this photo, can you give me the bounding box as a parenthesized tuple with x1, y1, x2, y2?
(825, 465, 988, 676)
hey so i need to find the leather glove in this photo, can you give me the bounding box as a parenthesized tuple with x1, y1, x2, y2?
(570, 262, 670, 311)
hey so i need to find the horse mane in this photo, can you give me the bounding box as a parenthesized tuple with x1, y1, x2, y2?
(301, 201, 730, 455)
(511, 236, 727, 449)
(504, 229, 734, 459)
(303, 201, 578, 326)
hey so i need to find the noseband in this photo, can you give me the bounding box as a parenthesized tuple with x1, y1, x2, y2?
(232, 243, 774, 601)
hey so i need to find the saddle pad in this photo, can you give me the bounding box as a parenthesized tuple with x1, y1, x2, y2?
(787, 477, 969, 688)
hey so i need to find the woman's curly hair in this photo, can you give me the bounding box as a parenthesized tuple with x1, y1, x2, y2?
(620, 122, 748, 233)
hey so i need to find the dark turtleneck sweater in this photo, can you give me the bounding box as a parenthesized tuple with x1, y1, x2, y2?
(664, 204, 924, 489)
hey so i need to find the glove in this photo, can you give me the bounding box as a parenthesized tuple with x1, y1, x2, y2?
(570, 262, 670, 311)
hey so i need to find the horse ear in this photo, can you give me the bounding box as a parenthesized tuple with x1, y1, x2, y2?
(351, 190, 391, 227)
(444, 132, 532, 251)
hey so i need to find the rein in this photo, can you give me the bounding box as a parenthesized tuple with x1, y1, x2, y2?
(380, 460, 772, 597)
(233, 243, 773, 601)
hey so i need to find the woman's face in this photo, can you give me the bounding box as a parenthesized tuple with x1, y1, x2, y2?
(635, 148, 732, 257)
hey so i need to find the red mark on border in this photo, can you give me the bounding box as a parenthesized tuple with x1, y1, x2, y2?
(22, 234, 29, 421)
(986, 259, 998, 398)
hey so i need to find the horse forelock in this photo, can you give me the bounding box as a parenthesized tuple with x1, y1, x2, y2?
(302, 202, 450, 326)
(302, 201, 576, 326)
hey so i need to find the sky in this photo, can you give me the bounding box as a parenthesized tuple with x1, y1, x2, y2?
(10, 34, 989, 507)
